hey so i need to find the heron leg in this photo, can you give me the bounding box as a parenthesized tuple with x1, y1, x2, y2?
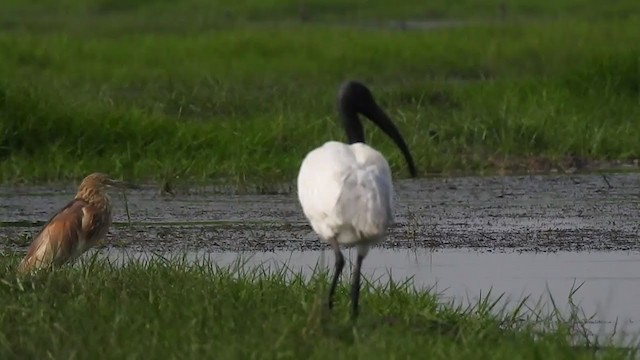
(351, 245, 369, 320)
(327, 237, 344, 310)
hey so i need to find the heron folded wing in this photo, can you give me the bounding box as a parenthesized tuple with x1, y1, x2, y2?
(18, 199, 89, 273)
(81, 204, 110, 244)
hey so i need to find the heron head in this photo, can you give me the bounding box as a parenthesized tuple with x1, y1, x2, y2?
(79, 173, 140, 192)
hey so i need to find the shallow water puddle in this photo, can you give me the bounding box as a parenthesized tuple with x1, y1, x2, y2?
(101, 247, 640, 344)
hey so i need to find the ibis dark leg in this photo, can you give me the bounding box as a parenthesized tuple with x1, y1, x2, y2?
(327, 238, 344, 310)
(350, 251, 365, 319)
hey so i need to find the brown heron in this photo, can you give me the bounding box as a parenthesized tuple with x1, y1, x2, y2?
(17, 172, 139, 275)
(297, 80, 416, 319)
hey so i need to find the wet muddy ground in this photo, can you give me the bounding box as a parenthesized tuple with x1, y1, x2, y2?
(2, 172, 639, 253)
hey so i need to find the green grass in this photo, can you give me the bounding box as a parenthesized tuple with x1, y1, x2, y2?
(0, 1, 639, 185)
(0, 0, 637, 29)
(0, 254, 635, 358)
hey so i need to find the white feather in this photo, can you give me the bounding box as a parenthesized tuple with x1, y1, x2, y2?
(297, 141, 393, 247)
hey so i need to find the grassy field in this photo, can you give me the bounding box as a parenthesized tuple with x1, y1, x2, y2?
(1, 1, 639, 185)
(0, 254, 634, 359)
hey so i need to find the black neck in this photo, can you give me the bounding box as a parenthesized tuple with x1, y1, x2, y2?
(339, 107, 366, 144)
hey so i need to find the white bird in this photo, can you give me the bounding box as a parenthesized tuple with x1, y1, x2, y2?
(297, 80, 416, 319)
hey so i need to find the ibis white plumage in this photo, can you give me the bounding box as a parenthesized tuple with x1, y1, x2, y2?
(297, 80, 417, 319)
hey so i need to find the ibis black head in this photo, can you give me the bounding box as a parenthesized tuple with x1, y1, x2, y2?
(336, 80, 417, 177)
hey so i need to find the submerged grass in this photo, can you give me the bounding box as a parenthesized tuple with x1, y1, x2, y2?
(0, 1, 639, 184)
(0, 253, 636, 358)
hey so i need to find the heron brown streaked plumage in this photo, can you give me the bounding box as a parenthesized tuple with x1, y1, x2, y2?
(17, 172, 139, 275)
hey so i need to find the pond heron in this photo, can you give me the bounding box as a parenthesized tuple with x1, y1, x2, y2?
(17, 173, 139, 275)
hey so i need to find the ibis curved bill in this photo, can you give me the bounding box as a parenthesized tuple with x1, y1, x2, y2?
(297, 80, 416, 319)
(17, 172, 138, 275)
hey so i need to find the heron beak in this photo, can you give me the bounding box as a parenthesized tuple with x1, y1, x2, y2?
(106, 179, 141, 190)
